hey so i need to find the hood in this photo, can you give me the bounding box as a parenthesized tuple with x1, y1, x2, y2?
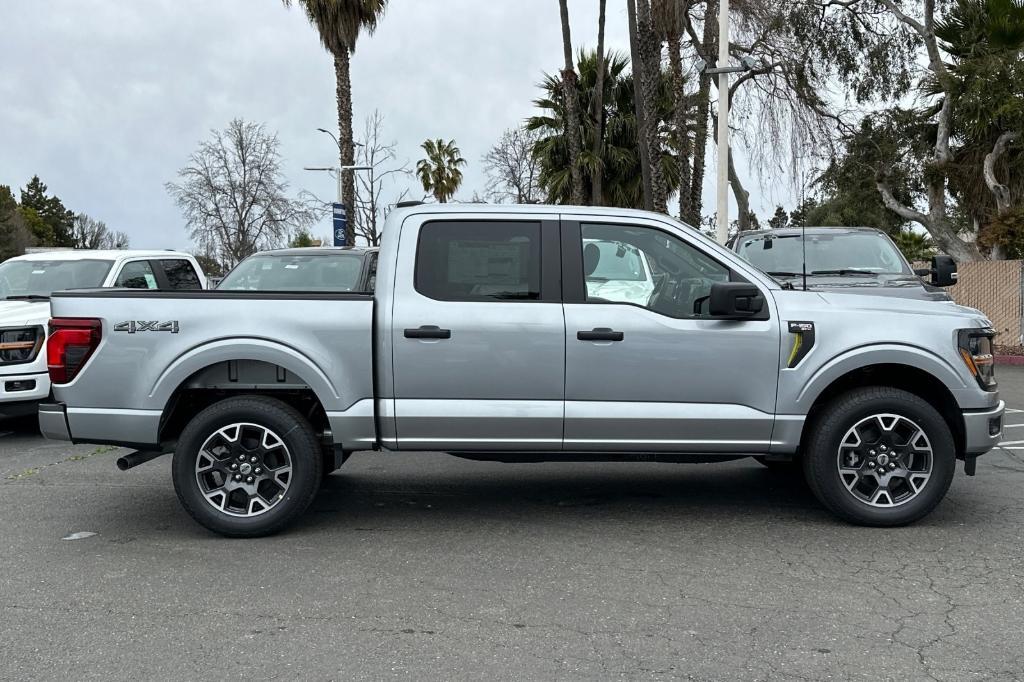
(778, 274, 952, 302)
(812, 290, 987, 323)
(0, 300, 50, 328)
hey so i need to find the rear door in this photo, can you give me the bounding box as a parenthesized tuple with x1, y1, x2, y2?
(561, 216, 780, 453)
(390, 215, 564, 450)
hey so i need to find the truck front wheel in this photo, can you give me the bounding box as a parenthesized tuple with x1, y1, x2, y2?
(803, 387, 956, 526)
(172, 396, 323, 537)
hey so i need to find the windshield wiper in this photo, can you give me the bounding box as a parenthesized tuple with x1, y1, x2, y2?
(765, 271, 804, 278)
(809, 269, 876, 276)
(4, 294, 50, 301)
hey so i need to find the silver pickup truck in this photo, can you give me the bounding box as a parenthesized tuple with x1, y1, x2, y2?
(40, 205, 1004, 536)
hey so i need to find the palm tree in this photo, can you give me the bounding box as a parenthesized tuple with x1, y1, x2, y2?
(283, 0, 388, 245)
(528, 49, 681, 209)
(416, 139, 467, 203)
(590, 0, 608, 205)
(653, 0, 692, 221)
(559, 0, 586, 205)
(634, 0, 668, 213)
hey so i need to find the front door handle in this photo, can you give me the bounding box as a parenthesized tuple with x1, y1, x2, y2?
(404, 325, 451, 339)
(577, 328, 624, 342)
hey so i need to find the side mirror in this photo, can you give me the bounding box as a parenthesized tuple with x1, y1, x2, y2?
(929, 255, 958, 287)
(708, 282, 764, 319)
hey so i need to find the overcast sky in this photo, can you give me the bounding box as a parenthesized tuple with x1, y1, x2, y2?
(0, 0, 786, 251)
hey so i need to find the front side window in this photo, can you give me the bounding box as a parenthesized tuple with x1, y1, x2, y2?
(115, 260, 158, 289)
(580, 223, 731, 318)
(160, 259, 203, 290)
(415, 221, 541, 301)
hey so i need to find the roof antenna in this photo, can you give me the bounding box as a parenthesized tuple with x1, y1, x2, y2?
(801, 219, 808, 291)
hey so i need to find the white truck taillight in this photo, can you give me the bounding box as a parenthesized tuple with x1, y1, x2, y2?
(47, 318, 102, 384)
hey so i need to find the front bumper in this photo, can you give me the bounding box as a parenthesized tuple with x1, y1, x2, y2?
(963, 400, 1005, 455)
(0, 370, 50, 407)
(38, 402, 71, 442)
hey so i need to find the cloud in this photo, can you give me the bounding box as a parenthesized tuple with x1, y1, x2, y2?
(0, 0, 773, 251)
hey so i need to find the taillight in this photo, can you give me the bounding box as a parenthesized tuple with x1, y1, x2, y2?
(47, 318, 102, 384)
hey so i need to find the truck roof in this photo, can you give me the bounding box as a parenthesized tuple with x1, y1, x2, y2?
(9, 249, 195, 262)
(391, 202, 690, 223)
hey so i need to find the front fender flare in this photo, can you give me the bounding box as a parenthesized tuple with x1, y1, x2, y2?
(792, 343, 970, 413)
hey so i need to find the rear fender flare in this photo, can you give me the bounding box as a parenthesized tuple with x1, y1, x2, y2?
(149, 338, 345, 413)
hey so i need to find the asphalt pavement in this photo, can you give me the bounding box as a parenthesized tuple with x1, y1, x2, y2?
(2, 372, 1024, 680)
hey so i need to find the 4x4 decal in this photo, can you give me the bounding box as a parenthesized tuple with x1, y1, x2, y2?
(113, 320, 179, 334)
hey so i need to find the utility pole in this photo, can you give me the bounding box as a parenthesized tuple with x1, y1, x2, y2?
(693, 11, 757, 245)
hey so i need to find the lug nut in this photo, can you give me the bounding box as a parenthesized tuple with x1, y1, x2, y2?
(254, 467, 262, 474)
(230, 463, 238, 470)
(889, 463, 897, 470)
(869, 450, 876, 456)
(868, 461, 876, 468)
(237, 455, 245, 462)
(234, 474, 242, 481)
(246, 476, 254, 484)
(880, 445, 887, 452)
(250, 456, 258, 463)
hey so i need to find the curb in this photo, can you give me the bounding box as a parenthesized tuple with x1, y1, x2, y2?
(995, 355, 1024, 366)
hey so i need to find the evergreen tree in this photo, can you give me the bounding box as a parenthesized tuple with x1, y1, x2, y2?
(19, 176, 74, 246)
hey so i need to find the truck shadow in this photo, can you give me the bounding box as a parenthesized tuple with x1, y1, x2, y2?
(304, 455, 829, 529)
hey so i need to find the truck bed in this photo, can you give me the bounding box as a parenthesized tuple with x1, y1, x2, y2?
(47, 289, 376, 449)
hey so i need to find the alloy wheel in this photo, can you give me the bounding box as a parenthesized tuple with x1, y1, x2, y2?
(836, 413, 933, 508)
(194, 423, 293, 517)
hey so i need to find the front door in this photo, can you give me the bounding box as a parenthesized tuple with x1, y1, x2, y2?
(390, 217, 565, 451)
(561, 218, 780, 453)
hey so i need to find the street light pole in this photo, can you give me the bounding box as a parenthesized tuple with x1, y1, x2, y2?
(716, 0, 730, 245)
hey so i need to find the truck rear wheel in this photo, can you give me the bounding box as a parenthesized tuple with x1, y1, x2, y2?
(172, 396, 322, 537)
(803, 386, 956, 526)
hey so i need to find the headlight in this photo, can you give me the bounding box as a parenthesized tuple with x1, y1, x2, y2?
(958, 328, 997, 391)
(0, 326, 44, 365)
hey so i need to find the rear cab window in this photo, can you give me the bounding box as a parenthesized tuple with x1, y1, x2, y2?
(414, 221, 543, 301)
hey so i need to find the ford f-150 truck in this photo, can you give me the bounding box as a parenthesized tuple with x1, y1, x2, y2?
(39, 205, 1004, 536)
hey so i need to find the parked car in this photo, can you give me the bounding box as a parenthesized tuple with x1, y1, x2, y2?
(0, 250, 205, 419)
(217, 247, 378, 292)
(40, 206, 1002, 536)
(728, 226, 953, 301)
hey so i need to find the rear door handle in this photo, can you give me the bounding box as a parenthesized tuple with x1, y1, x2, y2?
(577, 328, 624, 342)
(404, 325, 451, 339)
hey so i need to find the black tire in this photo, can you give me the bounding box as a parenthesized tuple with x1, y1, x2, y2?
(802, 386, 956, 526)
(172, 396, 322, 537)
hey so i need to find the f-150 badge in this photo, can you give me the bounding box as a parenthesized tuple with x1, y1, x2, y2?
(113, 321, 179, 333)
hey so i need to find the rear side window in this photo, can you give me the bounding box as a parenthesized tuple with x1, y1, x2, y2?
(115, 261, 158, 289)
(160, 259, 203, 290)
(415, 221, 541, 301)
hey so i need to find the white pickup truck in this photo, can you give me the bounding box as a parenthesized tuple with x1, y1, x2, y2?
(0, 249, 205, 418)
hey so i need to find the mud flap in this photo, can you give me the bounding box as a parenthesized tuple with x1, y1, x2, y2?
(964, 455, 977, 476)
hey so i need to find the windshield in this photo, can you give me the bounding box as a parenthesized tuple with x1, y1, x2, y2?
(0, 259, 114, 299)
(218, 253, 367, 292)
(584, 240, 648, 282)
(736, 232, 911, 277)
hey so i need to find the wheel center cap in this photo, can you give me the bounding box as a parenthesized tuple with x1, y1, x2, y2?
(876, 454, 890, 466)
(240, 463, 252, 475)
